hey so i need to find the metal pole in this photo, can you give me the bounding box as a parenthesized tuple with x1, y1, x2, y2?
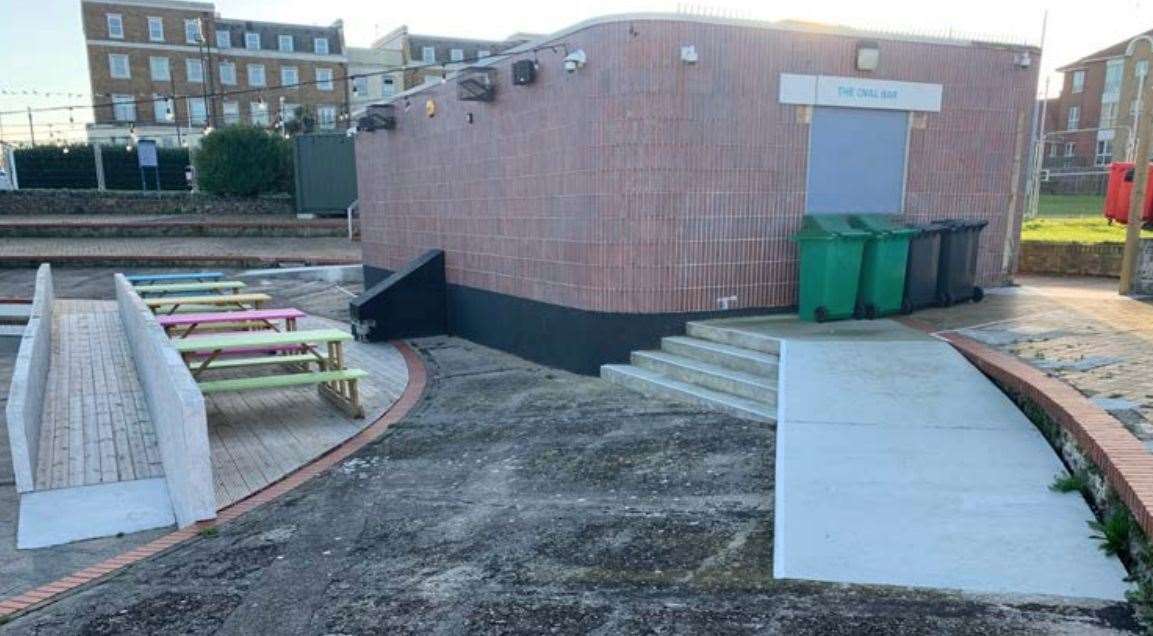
(94, 143, 106, 190)
(26, 107, 34, 145)
(1120, 41, 1153, 294)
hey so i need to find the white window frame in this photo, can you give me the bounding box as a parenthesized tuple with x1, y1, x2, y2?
(450, 48, 464, 62)
(280, 66, 299, 87)
(187, 96, 207, 126)
(152, 93, 171, 122)
(185, 58, 204, 83)
(111, 94, 135, 122)
(352, 76, 369, 97)
(382, 77, 395, 96)
(218, 61, 236, 85)
(421, 46, 436, 63)
(278, 34, 294, 52)
(314, 37, 329, 55)
(317, 105, 337, 129)
(216, 29, 231, 49)
(247, 64, 266, 87)
(222, 101, 240, 125)
(184, 18, 202, 44)
(1100, 101, 1119, 129)
(245, 32, 261, 50)
(477, 49, 491, 59)
(107, 13, 123, 39)
(316, 67, 333, 91)
(149, 56, 170, 81)
(1095, 139, 1113, 166)
(147, 16, 164, 42)
(109, 53, 131, 79)
(250, 101, 270, 126)
(281, 102, 299, 121)
(1071, 70, 1085, 94)
(1067, 105, 1080, 131)
(1064, 142, 1075, 157)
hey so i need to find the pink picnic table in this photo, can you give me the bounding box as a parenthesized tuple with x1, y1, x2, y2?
(157, 308, 306, 339)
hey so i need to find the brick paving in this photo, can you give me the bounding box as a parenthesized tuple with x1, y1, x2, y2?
(913, 276, 1153, 443)
(0, 237, 360, 266)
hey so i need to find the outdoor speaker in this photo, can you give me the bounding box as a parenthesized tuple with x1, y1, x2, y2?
(512, 60, 536, 85)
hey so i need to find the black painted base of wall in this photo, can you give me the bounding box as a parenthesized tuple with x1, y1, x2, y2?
(364, 265, 788, 375)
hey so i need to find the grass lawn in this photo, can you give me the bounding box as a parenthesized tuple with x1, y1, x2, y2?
(1021, 216, 1153, 243)
(1037, 194, 1106, 217)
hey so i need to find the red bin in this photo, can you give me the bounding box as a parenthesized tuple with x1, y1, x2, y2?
(1104, 162, 1153, 224)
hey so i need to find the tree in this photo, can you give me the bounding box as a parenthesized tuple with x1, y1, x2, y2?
(194, 126, 291, 196)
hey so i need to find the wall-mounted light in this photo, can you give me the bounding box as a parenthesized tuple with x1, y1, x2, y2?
(680, 45, 698, 64)
(563, 49, 587, 73)
(856, 41, 880, 71)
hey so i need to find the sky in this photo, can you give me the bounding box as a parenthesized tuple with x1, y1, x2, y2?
(2, 0, 1153, 142)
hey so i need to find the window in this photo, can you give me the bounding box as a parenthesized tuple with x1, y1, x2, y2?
(278, 34, 294, 52)
(317, 105, 337, 129)
(316, 67, 333, 91)
(450, 48, 464, 62)
(222, 101, 240, 125)
(1104, 59, 1124, 98)
(281, 102, 298, 121)
(247, 64, 266, 86)
(1139, 60, 1150, 79)
(1096, 139, 1113, 166)
(216, 30, 231, 49)
(250, 101, 270, 126)
(245, 32, 260, 50)
(187, 97, 206, 125)
(478, 49, 491, 59)
(149, 56, 170, 81)
(148, 17, 164, 42)
(152, 94, 172, 122)
(112, 94, 135, 122)
(219, 61, 236, 85)
(108, 53, 130, 79)
(352, 76, 369, 97)
(184, 18, 202, 44)
(1101, 101, 1119, 129)
(314, 37, 329, 55)
(1064, 142, 1075, 157)
(1071, 70, 1085, 94)
(421, 46, 436, 63)
(186, 58, 204, 83)
(1049, 143, 1058, 158)
(382, 77, 395, 96)
(280, 66, 298, 87)
(1067, 105, 1080, 131)
(106, 14, 123, 39)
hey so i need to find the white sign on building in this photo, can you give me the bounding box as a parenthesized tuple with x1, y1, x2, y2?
(779, 74, 943, 112)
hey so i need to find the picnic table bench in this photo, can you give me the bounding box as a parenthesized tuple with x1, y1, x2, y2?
(133, 281, 247, 297)
(126, 272, 224, 285)
(157, 308, 305, 338)
(144, 292, 271, 315)
(171, 328, 365, 417)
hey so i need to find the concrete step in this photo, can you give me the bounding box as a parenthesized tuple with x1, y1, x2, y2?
(686, 321, 781, 355)
(661, 335, 779, 378)
(631, 350, 775, 404)
(601, 364, 776, 422)
(0, 324, 26, 337)
(0, 222, 348, 239)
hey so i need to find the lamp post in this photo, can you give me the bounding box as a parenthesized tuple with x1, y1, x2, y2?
(1120, 36, 1153, 295)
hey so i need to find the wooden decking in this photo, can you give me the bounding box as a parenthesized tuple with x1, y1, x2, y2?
(36, 300, 163, 490)
(204, 315, 409, 507)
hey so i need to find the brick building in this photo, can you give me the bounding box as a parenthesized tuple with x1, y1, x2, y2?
(370, 25, 536, 91)
(81, 0, 350, 147)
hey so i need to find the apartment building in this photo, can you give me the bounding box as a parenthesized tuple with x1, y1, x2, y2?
(346, 46, 402, 116)
(371, 25, 536, 91)
(81, 0, 350, 147)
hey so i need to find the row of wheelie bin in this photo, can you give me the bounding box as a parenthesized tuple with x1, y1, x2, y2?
(793, 214, 987, 323)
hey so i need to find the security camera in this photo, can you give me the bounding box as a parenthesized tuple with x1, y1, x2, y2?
(563, 49, 587, 73)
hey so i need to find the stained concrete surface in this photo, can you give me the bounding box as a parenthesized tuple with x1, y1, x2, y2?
(3, 337, 1138, 634)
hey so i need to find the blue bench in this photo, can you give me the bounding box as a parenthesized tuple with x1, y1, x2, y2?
(125, 272, 225, 285)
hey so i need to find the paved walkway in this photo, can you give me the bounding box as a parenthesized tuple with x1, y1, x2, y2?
(914, 276, 1153, 446)
(0, 237, 359, 265)
(2, 338, 1137, 633)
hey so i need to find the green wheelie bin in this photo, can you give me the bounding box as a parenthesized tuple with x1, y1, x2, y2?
(792, 215, 869, 323)
(850, 215, 918, 319)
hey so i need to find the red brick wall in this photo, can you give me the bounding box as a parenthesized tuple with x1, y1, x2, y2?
(357, 17, 1038, 314)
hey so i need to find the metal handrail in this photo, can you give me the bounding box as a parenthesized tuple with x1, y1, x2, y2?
(346, 199, 359, 241)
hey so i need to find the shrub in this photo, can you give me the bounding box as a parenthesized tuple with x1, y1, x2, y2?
(194, 126, 291, 197)
(1089, 508, 1135, 558)
(1049, 471, 1086, 493)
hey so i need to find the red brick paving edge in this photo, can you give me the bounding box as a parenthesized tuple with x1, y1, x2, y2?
(897, 317, 1153, 540)
(0, 339, 428, 620)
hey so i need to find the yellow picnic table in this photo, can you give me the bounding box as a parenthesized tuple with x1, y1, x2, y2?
(132, 280, 247, 297)
(144, 293, 271, 315)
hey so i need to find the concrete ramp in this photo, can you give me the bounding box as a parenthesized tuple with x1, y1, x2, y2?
(769, 320, 1129, 600)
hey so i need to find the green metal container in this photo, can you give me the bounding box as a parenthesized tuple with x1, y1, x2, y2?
(850, 215, 918, 319)
(792, 215, 869, 322)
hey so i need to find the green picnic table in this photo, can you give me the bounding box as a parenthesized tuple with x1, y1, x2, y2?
(144, 292, 271, 315)
(172, 328, 366, 417)
(133, 281, 247, 297)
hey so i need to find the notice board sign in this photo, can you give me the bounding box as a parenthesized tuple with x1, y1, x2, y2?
(137, 139, 159, 168)
(779, 74, 943, 112)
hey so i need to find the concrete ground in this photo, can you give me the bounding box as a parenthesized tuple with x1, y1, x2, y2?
(2, 336, 1139, 634)
(913, 276, 1153, 446)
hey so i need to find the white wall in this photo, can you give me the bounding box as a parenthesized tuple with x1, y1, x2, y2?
(5, 263, 53, 493)
(114, 274, 216, 527)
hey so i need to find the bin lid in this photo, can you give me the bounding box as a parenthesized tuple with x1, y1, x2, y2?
(933, 218, 989, 231)
(849, 214, 919, 237)
(792, 214, 870, 241)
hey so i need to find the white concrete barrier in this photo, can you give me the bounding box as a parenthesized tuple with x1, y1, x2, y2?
(114, 274, 215, 527)
(5, 263, 53, 493)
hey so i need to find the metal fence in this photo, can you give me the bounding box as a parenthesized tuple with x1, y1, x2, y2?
(8, 143, 191, 191)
